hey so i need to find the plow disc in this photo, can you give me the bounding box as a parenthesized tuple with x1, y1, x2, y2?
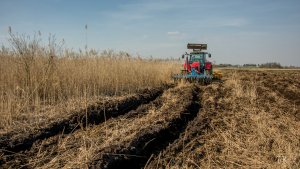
(173, 68, 213, 84)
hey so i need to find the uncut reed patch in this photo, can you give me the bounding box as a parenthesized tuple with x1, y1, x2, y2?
(0, 32, 179, 133)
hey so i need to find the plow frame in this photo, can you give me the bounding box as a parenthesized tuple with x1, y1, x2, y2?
(173, 68, 213, 83)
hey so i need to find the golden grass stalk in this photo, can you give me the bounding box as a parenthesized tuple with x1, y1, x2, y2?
(0, 32, 179, 133)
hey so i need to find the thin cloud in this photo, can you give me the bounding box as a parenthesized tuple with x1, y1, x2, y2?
(167, 31, 180, 35)
(142, 34, 149, 39)
(166, 31, 187, 40)
(220, 18, 248, 27)
(101, 0, 195, 24)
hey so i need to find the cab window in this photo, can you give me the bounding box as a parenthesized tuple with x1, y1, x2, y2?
(190, 54, 204, 62)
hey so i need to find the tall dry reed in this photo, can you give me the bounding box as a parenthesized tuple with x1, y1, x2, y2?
(0, 31, 179, 132)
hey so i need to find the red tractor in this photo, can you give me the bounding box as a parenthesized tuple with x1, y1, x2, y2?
(173, 43, 222, 83)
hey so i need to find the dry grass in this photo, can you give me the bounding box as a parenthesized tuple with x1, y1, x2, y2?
(0, 32, 178, 133)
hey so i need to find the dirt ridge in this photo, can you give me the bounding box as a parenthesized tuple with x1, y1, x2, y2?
(89, 85, 201, 169)
(0, 86, 167, 156)
(145, 83, 225, 168)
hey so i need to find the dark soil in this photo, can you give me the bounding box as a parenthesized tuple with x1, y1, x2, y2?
(90, 85, 201, 169)
(0, 86, 167, 159)
(145, 83, 226, 168)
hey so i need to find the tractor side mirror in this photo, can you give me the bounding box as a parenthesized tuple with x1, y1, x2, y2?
(208, 53, 211, 58)
(182, 54, 185, 59)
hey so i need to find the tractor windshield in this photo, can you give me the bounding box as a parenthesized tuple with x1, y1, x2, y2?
(190, 53, 205, 62)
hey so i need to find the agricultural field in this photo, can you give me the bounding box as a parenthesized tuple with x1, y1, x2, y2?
(0, 50, 299, 169)
(0, 34, 299, 168)
(1, 0, 300, 168)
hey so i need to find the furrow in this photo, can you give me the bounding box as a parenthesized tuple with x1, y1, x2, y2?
(0, 86, 168, 168)
(89, 84, 201, 169)
(0, 86, 168, 156)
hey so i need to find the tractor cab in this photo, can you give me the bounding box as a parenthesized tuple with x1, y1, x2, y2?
(183, 44, 212, 73)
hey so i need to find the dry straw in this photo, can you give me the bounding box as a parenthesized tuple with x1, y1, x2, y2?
(0, 30, 179, 133)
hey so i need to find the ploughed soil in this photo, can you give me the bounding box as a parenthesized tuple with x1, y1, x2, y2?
(1, 69, 300, 169)
(146, 69, 300, 169)
(0, 86, 166, 155)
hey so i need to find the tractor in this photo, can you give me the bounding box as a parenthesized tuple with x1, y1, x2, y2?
(173, 43, 222, 83)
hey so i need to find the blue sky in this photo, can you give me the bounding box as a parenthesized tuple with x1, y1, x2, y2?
(1, 0, 300, 66)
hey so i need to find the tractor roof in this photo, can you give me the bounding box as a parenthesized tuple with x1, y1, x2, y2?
(187, 43, 207, 51)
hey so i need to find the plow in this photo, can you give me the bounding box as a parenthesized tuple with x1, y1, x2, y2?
(173, 43, 222, 83)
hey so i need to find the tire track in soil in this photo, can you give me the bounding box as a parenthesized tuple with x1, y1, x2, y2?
(0, 87, 169, 168)
(238, 70, 299, 120)
(252, 72, 300, 120)
(89, 85, 201, 169)
(0, 86, 168, 158)
(263, 81, 300, 105)
(260, 74, 300, 105)
(145, 83, 225, 169)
